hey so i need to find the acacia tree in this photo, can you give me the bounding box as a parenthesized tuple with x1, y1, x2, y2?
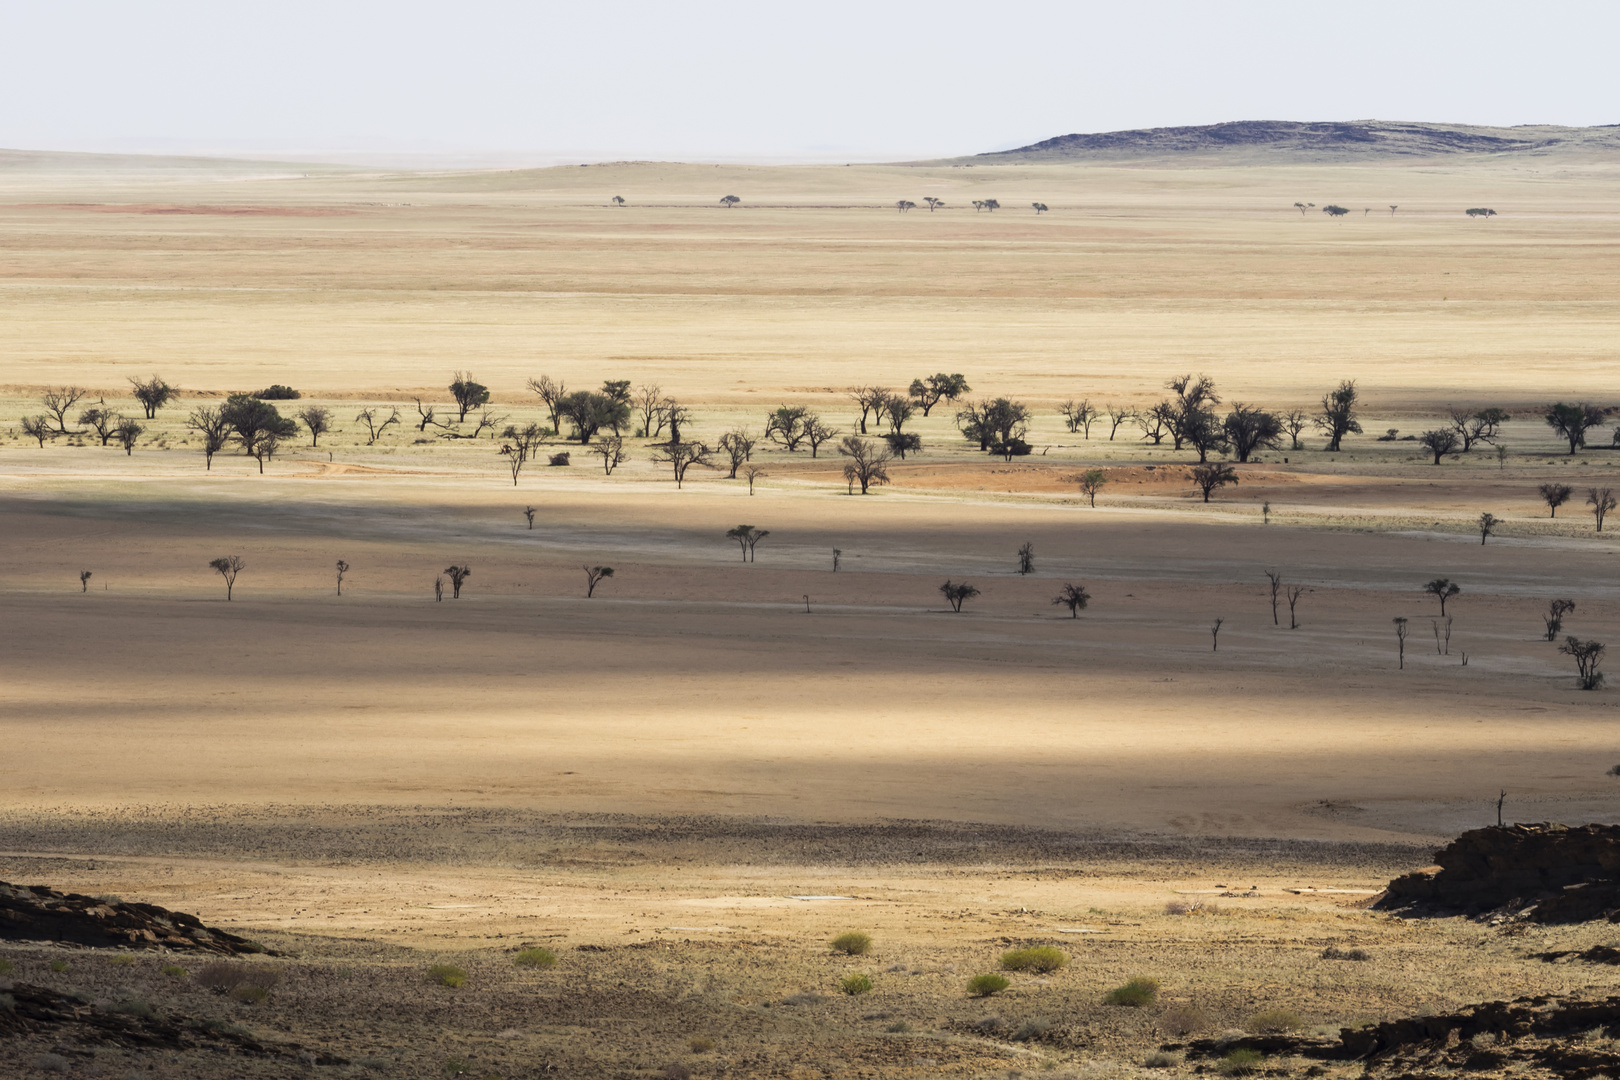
(1544, 599, 1575, 641)
(79, 407, 117, 446)
(249, 431, 282, 473)
(114, 418, 143, 455)
(297, 406, 333, 447)
(1314, 380, 1362, 451)
(448, 372, 490, 422)
(634, 383, 665, 437)
(720, 195, 740, 208)
(1478, 512, 1499, 545)
(1017, 542, 1035, 575)
(129, 375, 179, 419)
(1448, 407, 1510, 451)
(20, 416, 55, 446)
(584, 565, 614, 597)
(221, 394, 297, 456)
(938, 580, 980, 613)
(1424, 577, 1461, 616)
(592, 435, 628, 475)
(850, 386, 890, 434)
(1393, 617, 1409, 669)
(838, 436, 893, 494)
(356, 407, 400, 445)
(1158, 374, 1220, 452)
(209, 555, 245, 601)
(805, 418, 840, 458)
(909, 373, 970, 417)
(1540, 482, 1574, 517)
(1285, 583, 1308, 629)
(499, 443, 525, 486)
(1282, 409, 1309, 450)
(1059, 399, 1099, 436)
(443, 565, 471, 599)
(726, 525, 769, 562)
(335, 559, 349, 595)
(1077, 468, 1107, 507)
(1211, 617, 1224, 651)
(1418, 428, 1460, 464)
(1105, 404, 1137, 440)
(655, 441, 714, 488)
(742, 464, 767, 493)
(1223, 405, 1283, 462)
(1051, 583, 1091, 618)
(1589, 487, 1617, 532)
(523, 506, 536, 530)
(501, 422, 547, 464)
(1264, 571, 1282, 625)
(1191, 463, 1238, 502)
(187, 406, 230, 469)
(558, 391, 629, 444)
(1560, 636, 1606, 690)
(41, 387, 89, 435)
(1545, 402, 1605, 455)
(80, 570, 92, 592)
(719, 429, 757, 478)
(764, 405, 811, 451)
(526, 375, 567, 432)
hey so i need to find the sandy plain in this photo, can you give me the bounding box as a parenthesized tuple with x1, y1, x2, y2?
(3, 150, 1620, 1077)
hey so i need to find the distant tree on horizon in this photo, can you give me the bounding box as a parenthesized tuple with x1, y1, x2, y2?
(612, 195, 625, 206)
(129, 375, 179, 419)
(1545, 402, 1605, 455)
(1540, 482, 1574, 518)
(1032, 202, 1048, 214)
(720, 195, 741, 208)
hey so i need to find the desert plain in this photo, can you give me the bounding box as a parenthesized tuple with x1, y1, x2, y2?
(3, 146, 1620, 1078)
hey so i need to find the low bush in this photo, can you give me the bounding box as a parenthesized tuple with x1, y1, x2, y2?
(230, 984, 269, 1004)
(1143, 1050, 1182, 1069)
(1320, 945, 1371, 961)
(0, 993, 14, 1011)
(442, 1057, 470, 1076)
(548, 452, 571, 466)
(660, 1065, 692, 1080)
(1000, 946, 1067, 973)
(254, 385, 301, 400)
(48, 960, 70, 973)
(355, 1058, 391, 1072)
(109, 953, 137, 967)
(688, 1036, 716, 1053)
(112, 997, 157, 1018)
(196, 961, 281, 1003)
(1104, 977, 1160, 1007)
(428, 964, 467, 988)
(30, 1054, 71, 1074)
(1216, 1048, 1264, 1076)
(830, 931, 872, 956)
(514, 948, 557, 968)
(1011, 1017, 1053, 1042)
(967, 974, 1010, 997)
(161, 964, 188, 978)
(885, 1020, 912, 1034)
(840, 973, 874, 995)
(0, 957, 12, 975)
(1249, 1008, 1305, 1033)
(1160, 1005, 1209, 1036)
(782, 993, 825, 1006)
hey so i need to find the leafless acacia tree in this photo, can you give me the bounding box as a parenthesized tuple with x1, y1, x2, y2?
(356, 407, 400, 445)
(838, 436, 893, 495)
(1589, 487, 1617, 532)
(719, 429, 757, 478)
(1211, 617, 1224, 651)
(129, 375, 179, 419)
(20, 416, 54, 446)
(526, 376, 567, 432)
(850, 386, 890, 434)
(1017, 542, 1035, 575)
(115, 418, 143, 455)
(79, 408, 117, 445)
(1264, 571, 1282, 625)
(654, 441, 714, 488)
(209, 555, 245, 601)
(744, 464, 766, 494)
(187, 406, 230, 469)
(1540, 483, 1574, 517)
(593, 435, 628, 475)
(1051, 583, 1090, 618)
(41, 387, 89, 434)
(80, 570, 92, 592)
(1285, 583, 1308, 629)
(1544, 599, 1575, 641)
(523, 506, 536, 530)
(336, 560, 349, 595)
(584, 565, 614, 597)
(1560, 636, 1606, 690)
(1393, 617, 1408, 669)
(297, 406, 333, 447)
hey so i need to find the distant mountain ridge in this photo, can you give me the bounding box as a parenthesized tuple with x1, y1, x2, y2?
(968, 120, 1620, 163)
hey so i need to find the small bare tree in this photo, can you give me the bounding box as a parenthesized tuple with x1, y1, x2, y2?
(209, 555, 245, 601)
(938, 580, 980, 613)
(726, 525, 769, 563)
(634, 383, 665, 436)
(41, 387, 89, 434)
(1424, 578, 1460, 616)
(443, 565, 471, 599)
(1544, 599, 1575, 641)
(249, 431, 281, 473)
(1282, 409, 1308, 450)
(1105, 404, 1137, 441)
(1077, 469, 1107, 507)
(434, 575, 444, 602)
(526, 375, 567, 432)
(1589, 487, 1617, 532)
(832, 548, 841, 572)
(1540, 482, 1574, 517)
(805, 418, 840, 458)
(1285, 583, 1308, 629)
(356, 407, 400, 446)
(20, 415, 54, 447)
(297, 406, 333, 447)
(1418, 428, 1459, 464)
(838, 436, 893, 495)
(584, 565, 614, 597)
(1059, 400, 1098, 436)
(1191, 463, 1239, 502)
(1560, 636, 1606, 690)
(1051, 583, 1090, 618)
(850, 386, 890, 434)
(1211, 617, 1224, 651)
(1016, 542, 1035, 575)
(129, 375, 178, 419)
(187, 406, 229, 469)
(1393, 617, 1408, 669)
(719, 429, 757, 478)
(80, 570, 92, 592)
(524, 506, 536, 530)
(592, 435, 628, 475)
(1478, 512, 1499, 545)
(744, 464, 766, 494)
(114, 418, 143, 455)
(1432, 616, 1453, 655)
(1264, 570, 1282, 625)
(79, 407, 117, 445)
(335, 559, 349, 595)
(413, 398, 443, 432)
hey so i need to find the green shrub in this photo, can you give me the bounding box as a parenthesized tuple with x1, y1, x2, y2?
(161, 964, 188, 978)
(1104, 976, 1160, 1007)
(1000, 946, 1067, 973)
(255, 385, 301, 400)
(108, 953, 137, 967)
(1216, 1048, 1264, 1076)
(0, 957, 12, 975)
(112, 998, 156, 1018)
(967, 973, 1010, 997)
(830, 932, 872, 956)
(429, 964, 468, 988)
(442, 1058, 470, 1077)
(1144, 1050, 1181, 1069)
(885, 1020, 912, 1033)
(48, 960, 70, 973)
(1249, 1008, 1304, 1033)
(840, 973, 874, 995)
(688, 1036, 716, 1053)
(514, 948, 557, 968)
(229, 984, 269, 1004)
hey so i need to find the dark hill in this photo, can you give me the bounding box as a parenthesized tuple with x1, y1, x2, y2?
(957, 120, 1620, 164)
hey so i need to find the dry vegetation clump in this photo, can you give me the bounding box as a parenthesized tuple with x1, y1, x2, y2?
(1000, 945, 1067, 973)
(160, 963, 187, 977)
(513, 947, 556, 968)
(1248, 1007, 1305, 1033)
(1216, 1047, 1265, 1075)
(1159, 1005, 1209, 1036)
(1320, 945, 1371, 961)
(1164, 898, 1221, 916)
(427, 963, 467, 988)
(839, 972, 874, 995)
(830, 931, 872, 955)
(967, 973, 1010, 997)
(0, 956, 13, 975)
(1143, 1049, 1182, 1068)
(108, 952, 137, 967)
(195, 959, 281, 1004)
(687, 1036, 716, 1053)
(1104, 976, 1160, 1007)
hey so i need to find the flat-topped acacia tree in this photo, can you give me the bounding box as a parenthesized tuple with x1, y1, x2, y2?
(209, 556, 244, 601)
(129, 375, 178, 419)
(443, 565, 471, 599)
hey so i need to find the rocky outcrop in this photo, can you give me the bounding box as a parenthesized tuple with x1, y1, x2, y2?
(0, 881, 266, 954)
(1374, 823, 1620, 923)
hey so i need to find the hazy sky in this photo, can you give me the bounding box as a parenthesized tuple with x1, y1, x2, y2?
(4, 0, 1617, 163)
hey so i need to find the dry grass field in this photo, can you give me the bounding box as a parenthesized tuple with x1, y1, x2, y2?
(3, 149, 1620, 1077)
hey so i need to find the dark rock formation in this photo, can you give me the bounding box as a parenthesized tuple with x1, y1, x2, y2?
(1374, 822, 1620, 923)
(0, 880, 266, 954)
